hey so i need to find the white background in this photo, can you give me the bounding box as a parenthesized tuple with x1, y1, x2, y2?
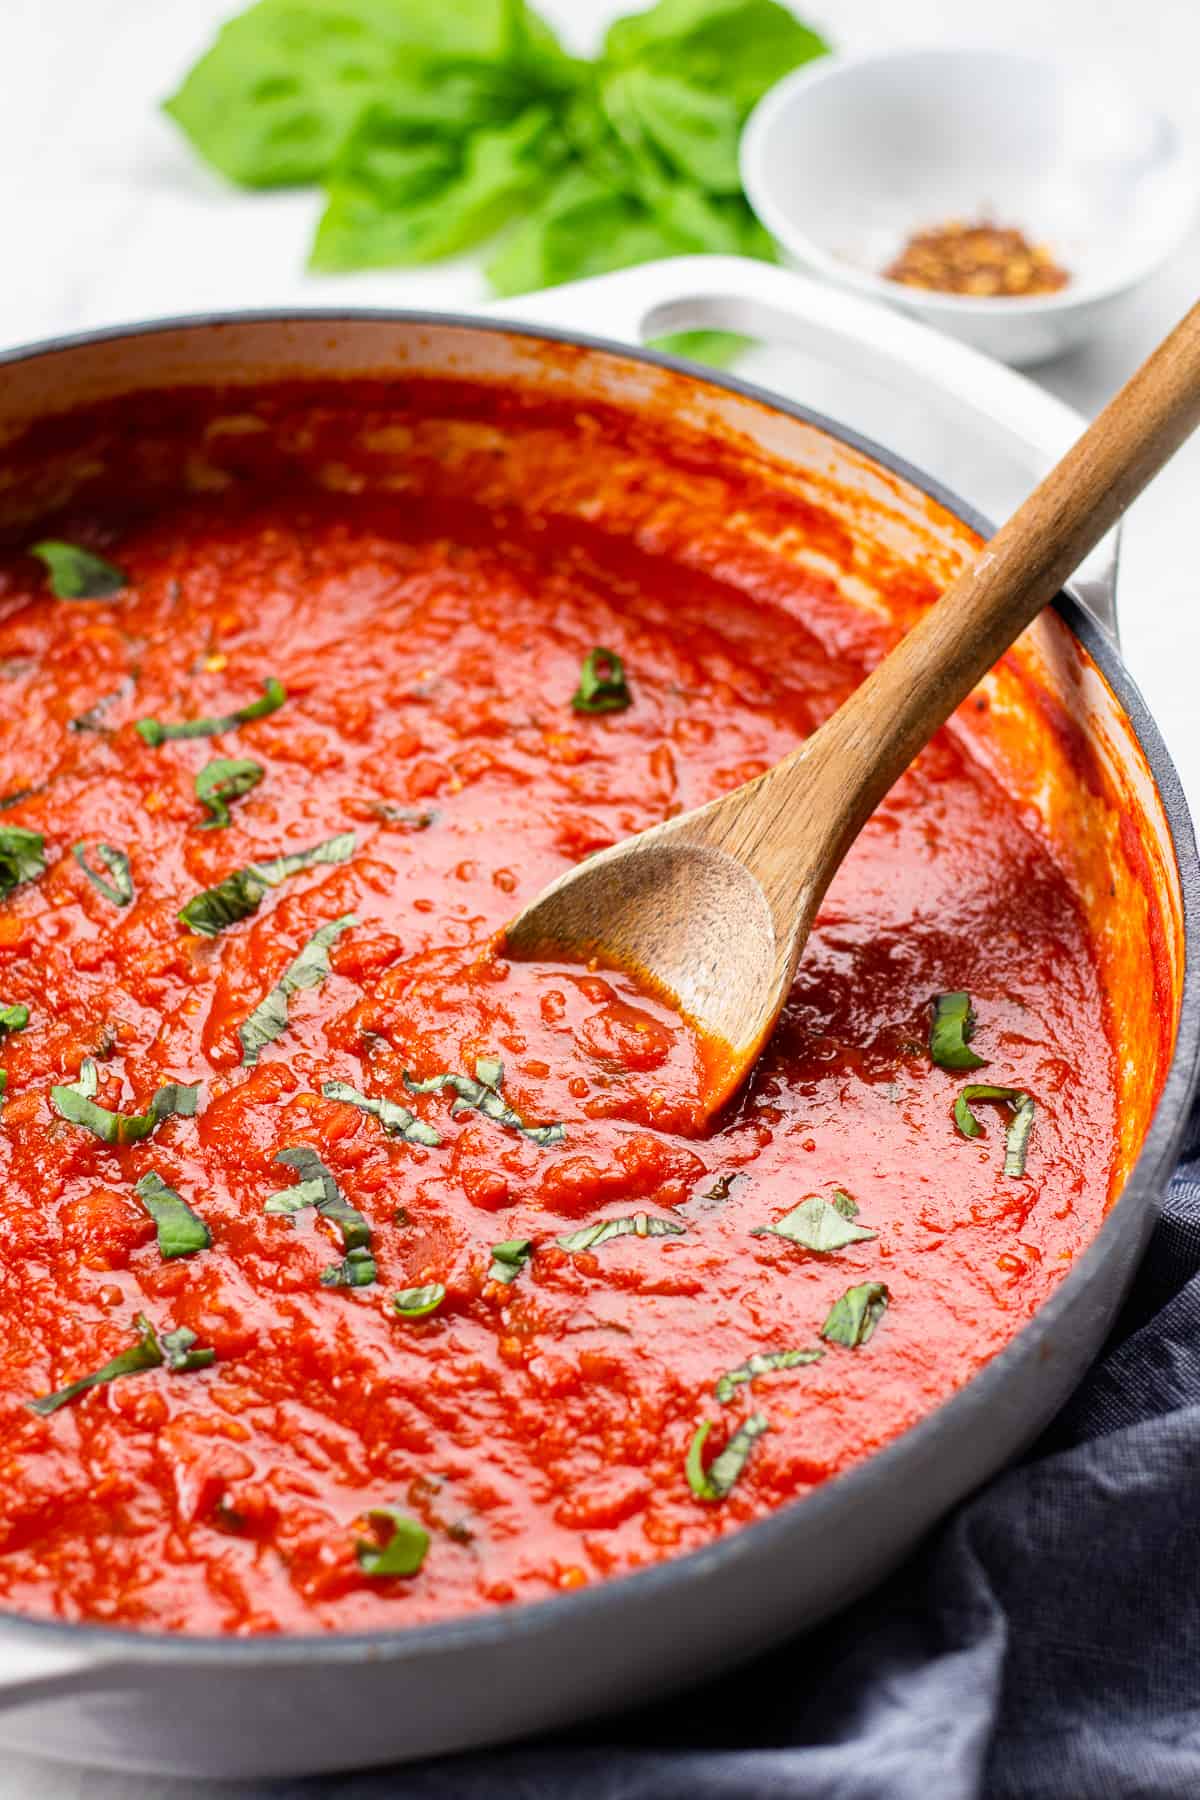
(0, 0, 1198, 1793)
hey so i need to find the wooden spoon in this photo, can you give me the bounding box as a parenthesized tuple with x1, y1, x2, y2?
(506, 303, 1200, 1119)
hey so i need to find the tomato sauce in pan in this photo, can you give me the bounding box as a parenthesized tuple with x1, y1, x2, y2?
(0, 384, 1116, 1635)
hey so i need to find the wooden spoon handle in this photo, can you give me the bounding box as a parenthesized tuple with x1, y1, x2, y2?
(758, 299, 1200, 898)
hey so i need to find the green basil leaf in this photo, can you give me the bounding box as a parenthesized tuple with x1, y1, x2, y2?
(164, 0, 572, 189)
(180, 831, 355, 935)
(393, 1282, 445, 1318)
(28, 1312, 162, 1414)
(369, 802, 438, 828)
(0, 1003, 28, 1036)
(685, 1411, 769, 1501)
(270, 1143, 370, 1250)
(557, 1212, 685, 1253)
(356, 1505, 429, 1577)
(160, 1325, 217, 1372)
(751, 1194, 876, 1254)
(29, 540, 126, 600)
(70, 676, 136, 735)
(930, 991, 986, 1071)
(821, 1282, 890, 1349)
(72, 841, 134, 907)
(238, 914, 356, 1065)
(322, 1078, 442, 1146)
(313, 101, 564, 272)
(0, 827, 46, 900)
(601, 65, 741, 193)
(136, 676, 286, 747)
(488, 1237, 533, 1283)
(404, 1054, 564, 1146)
(196, 757, 265, 829)
(604, 0, 829, 119)
(571, 646, 632, 715)
(953, 1084, 1036, 1177)
(321, 1246, 378, 1287)
(714, 1347, 822, 1405)
(51, 1058, 201, 1146)
(134, 1170, 211, 1259)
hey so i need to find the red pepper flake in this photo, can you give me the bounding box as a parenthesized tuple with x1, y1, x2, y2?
(883, 219, 1069, 298)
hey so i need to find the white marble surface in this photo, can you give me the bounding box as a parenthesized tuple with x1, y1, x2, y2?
(0, 0, 1198, 1793)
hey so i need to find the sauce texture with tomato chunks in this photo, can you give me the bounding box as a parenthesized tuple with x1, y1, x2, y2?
(0, 388, 1117, 1635)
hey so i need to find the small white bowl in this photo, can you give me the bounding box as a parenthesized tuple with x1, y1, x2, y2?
(741, 47, 1197, 366)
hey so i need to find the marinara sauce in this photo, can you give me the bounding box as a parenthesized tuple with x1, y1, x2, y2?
(0, 384, 1114, 1634)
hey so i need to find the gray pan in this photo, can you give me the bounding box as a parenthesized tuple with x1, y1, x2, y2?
(0, 284, 1194, 1779)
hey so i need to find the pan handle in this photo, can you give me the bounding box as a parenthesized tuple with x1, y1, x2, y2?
(487, 255, 1120, 641)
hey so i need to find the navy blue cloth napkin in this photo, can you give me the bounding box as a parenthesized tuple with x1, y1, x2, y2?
(305, 1112, 1200, 1800)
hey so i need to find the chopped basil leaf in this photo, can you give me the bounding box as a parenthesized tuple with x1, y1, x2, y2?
(136, 676, 286, 746)
(195, 757, 264, 829)
(356, 1507, 429, 1578)
(29, 540, 126, 600)
(489, 1238, 533, 1284)
(134, 1170, 211, 1259)
(269, 1144, 370, 1250)
(953, 1084, 1036, 1177)
(571, 646, 632, 715)
(28, 1311, 162, 1414)
(370, 802, 438, 829)
(70, 676, 136, 734)
(403, 1054, 564, 1147)
(0, 1003, 28, 1036)
(701, 1173, 738, 1202)
(715, 1347, 822, 1405)
(322, 1079, 441, 1147)
(72, 841, 134, 907)
(0, 827, 46, 900)
(28, 1311, 214, 1414)
(160, 1325, 216, 1373)
(237, 914, 356, 1066)
(686, 1413, 769, 1502)
(557, 1213, 685, 1253)
(179, 831, 355, 935)
(321, 1246, 377, 1288)
(930, 991, 986, 1070)
(821, 1282, 890, 1348)
(751, 1194, 876, 1254)
(51, 1058, 201, 1146)
(393, 1283, 445, 1318)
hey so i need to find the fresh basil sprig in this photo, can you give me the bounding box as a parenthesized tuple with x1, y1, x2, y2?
(953, 1085, 1035, 1177)
(930, 991, 986, 1070)
(73, 841, 134, 907)
(821, 1282, 890, 1349)
(686, 1412, 769, 1502)
(29, 540, 126, 599)
(0, 827, 46, 901)
(179, 830, 355, 935)
(404, 1054, 564, 1146)
(571, 646, 632, 715)
(751, 1191, 875, 1255)
(27, 1311, 212, 1415)
(715, 1347, 822, 1405)
(195, 757, 264, 829)
(557, 1213, 684, 1253)
(0, 1003, 28, 1037)
(237, 914, 356, 1065)
(136, 676, 286, 746)
(322, 1079, 441, 1147)
(356, 1507, 429, 1578)
(134, 1170, 211, 1259)
(51, 1058, 200, 1146)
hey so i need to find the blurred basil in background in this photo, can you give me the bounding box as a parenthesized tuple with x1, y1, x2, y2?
(164, 0, 829, 364)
